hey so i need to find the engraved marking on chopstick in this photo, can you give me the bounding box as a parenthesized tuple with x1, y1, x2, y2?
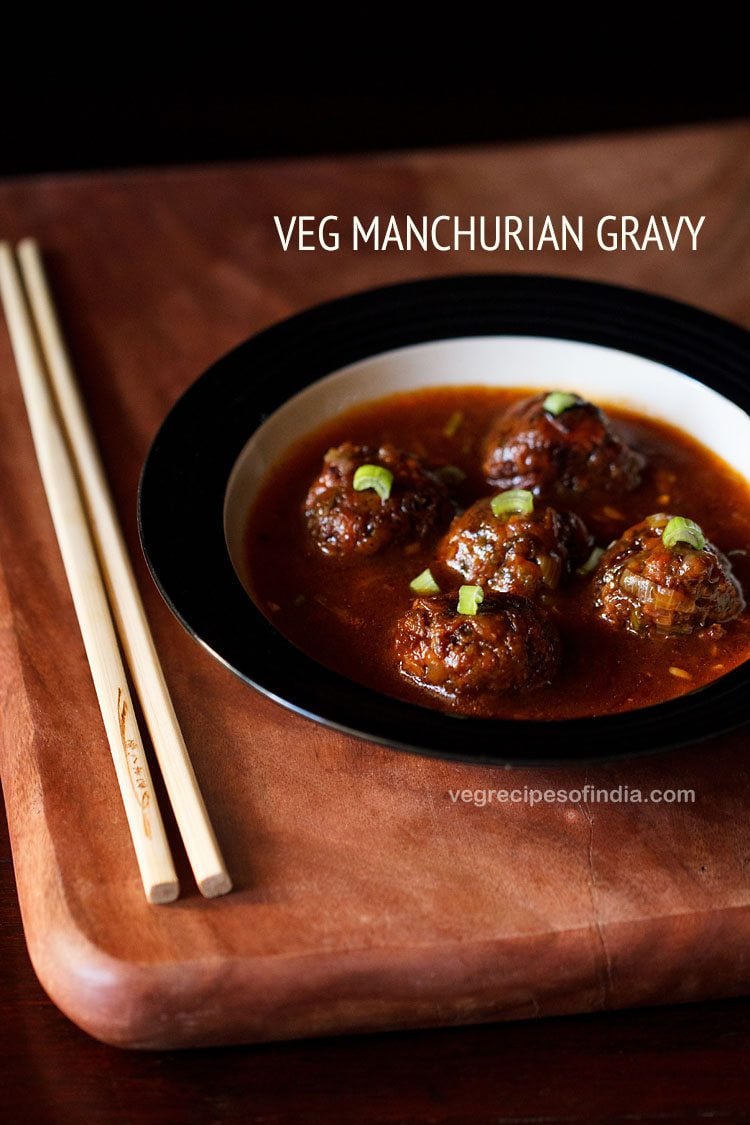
(118, 686, 154, 839)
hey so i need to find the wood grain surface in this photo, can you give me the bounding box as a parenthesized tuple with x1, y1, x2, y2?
(1, 119, 750, 1109)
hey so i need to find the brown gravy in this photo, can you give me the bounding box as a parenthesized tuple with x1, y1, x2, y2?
(245, 388, 750, 719)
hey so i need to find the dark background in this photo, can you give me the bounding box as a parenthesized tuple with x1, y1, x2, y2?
(1, 84, 748, 178)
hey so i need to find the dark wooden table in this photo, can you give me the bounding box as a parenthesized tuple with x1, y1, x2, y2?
(2, 120, 750, 1121)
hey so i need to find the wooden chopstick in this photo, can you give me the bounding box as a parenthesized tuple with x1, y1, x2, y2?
(14, 240, 232, 899)
(0, 242, 179, 904)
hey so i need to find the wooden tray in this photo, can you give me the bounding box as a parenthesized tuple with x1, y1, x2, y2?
(2, 132, 750, 1047)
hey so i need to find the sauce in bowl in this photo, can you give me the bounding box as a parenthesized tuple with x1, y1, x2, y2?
(245, 387, 750, 720)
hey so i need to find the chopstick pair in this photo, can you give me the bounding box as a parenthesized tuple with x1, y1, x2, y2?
(0, 240, 231, 903)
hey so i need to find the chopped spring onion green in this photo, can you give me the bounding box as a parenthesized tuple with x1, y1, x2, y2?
(542, 391, 581, 416)
(662, 516, 706, 551)
(577, 547, 604, 575)
(410, 568, 440, 595)
(457, 584, 484, 616)
(491, 489, 534, 518)
(443, 410, 464, 438)
(352, 464, 394, 502)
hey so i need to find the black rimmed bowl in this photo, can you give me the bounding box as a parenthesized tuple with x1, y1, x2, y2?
(138, 275, 750, 765)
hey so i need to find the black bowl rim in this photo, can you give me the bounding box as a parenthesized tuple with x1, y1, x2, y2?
(138, 274, 750, 766)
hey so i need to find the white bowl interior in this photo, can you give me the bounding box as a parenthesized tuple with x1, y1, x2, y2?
(225, 335, 750, 590)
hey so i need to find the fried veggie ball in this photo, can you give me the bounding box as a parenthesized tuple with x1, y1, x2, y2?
(395, 591, 561, 697)
(438, 491, 592, 597)
(304, 442, 455, 556)
(594, 514, 745, 636)
(483, 391, 645, 495)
